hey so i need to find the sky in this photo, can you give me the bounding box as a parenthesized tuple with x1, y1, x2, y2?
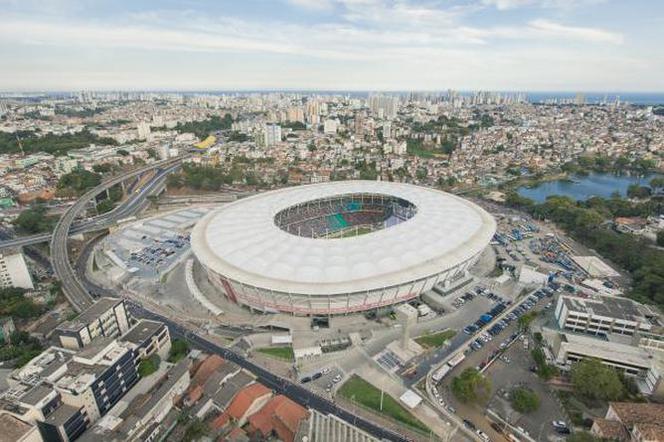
(1, 0, 663, 92)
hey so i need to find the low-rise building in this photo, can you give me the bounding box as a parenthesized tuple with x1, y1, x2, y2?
(592, 402, 664, 442)
(555, 295, 656, 337)
(119, 319, 171, 361)
(547, 331, 664, 397)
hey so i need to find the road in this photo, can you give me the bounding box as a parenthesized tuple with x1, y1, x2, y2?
(0, 164, 178, 250)
(47, 156, 412, 441)
(126, 301, 410, 442)
(50, 156, 186, 312)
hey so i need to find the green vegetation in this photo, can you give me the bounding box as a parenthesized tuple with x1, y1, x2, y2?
(168, 339, 189, 362)
(626, 184, 651, 199)
(0, 129, 117, 156)
(0, 331, 44, 367)
(255, 346, 294, 361)
(57, 169, 102, 197)
(138, 354, 161, 377)
(414, 329, 457, 349)
(517, 311, 538, 330)
(561, 154, 656, 175)
(566, 432, 605, 442)
(281, 121, 307, 130)
(228, 131, 249, 142)
(169, 164, 242, 190)
(173, 114, 233, 139)
(55, 107, 103, 118)
(451, 368, 492, 404)
(504, 192, 664, 308)
(657, 230, 664, 247)
(531, 347, 558, 380)
(96, 199, 115, 214)
(0, 288, 44, 319)
(182, 417, 208, 442)
(510, 387, 540, 413)
(338, 375, 430, 433)
(13, 205, 58, 234)
(571, 358, 624, 401)
(406, 139, 437, 158)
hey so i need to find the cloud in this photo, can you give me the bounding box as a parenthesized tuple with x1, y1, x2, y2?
(528, 19, 623, 44)
(286, 0, 335, 10)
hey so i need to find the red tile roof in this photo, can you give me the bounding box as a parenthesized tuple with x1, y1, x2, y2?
(226, 383, 271, 421)
(191, 354, 225, 386)
(247, 395, 309, 442)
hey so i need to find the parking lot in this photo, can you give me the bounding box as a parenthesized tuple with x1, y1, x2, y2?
(100, 207, 212, 279)
(300, 365, 346, 396)
(435, 286, 562, 442)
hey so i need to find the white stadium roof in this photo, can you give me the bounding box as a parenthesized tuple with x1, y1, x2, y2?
(191, 181, 496, 296)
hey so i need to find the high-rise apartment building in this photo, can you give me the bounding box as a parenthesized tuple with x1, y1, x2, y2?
(263, 124, 282, 147)
(0, 249, 33, 289)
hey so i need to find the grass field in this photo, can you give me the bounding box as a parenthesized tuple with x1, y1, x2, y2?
(338, 375, 430, 433)
(255, 346, 294, 361)
(414, 329, 457, 349)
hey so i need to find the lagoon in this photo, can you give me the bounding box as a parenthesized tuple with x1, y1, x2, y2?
(517, 172, 662, 203)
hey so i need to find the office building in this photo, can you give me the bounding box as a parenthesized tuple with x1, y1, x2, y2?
(54, 298, 131, 350)
(547, 331, 664, 397)
(0, 249, 33, 289)
(368, 95, 398, 120)
(263, 124, 281, 147)
(555, 295, 655, 337)
(77, 358, 191, 442)
(323, 119, 338, 134)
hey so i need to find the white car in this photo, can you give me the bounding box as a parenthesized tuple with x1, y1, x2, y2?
(332, 374, 343, 383)
(476, 429, 490, 441)
(321, 367, 330, 375)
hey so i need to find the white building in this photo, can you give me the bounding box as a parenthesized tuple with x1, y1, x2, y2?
(263, 124, 282, 147)
(323, 119, 338, 135)
(54, 298, 131, 350)
(0, 249, 33, 289)
(555, 295, 655, 337)
(136, 122, 151, 140)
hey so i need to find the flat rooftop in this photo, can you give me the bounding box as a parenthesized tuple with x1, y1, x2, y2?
(0, 414, 35, 442)
(44, 403, 81, 426)
(561, 333, 654, 368)
(120, 320, 165, 346)
(562, 295, 651, 323)
(56, 297, 124, 333)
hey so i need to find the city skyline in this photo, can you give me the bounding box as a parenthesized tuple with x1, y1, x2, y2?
(1, 0, 663, 92)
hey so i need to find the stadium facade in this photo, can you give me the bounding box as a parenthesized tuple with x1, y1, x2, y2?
(191, 181, 496, 315)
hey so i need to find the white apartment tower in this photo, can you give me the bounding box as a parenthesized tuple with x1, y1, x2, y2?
(0, 249, 33, 289)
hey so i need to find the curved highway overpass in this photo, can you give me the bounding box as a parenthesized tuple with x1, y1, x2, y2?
(50, 156, 186, 311)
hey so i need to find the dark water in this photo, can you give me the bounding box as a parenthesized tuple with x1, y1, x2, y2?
(517, 172, 663, 203)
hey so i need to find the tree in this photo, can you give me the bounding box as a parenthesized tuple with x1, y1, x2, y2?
(571, 358, 624, 401)
(168, 339, 189, 362)
(57, 169, 102, 197)
(13, 205, 57, 234)
(650, 177, 664, 190)
(518, 311, 538, 331)
(658, 231, 664, 247)
(182, 418, 208, 442)
(96, 199, 115, 214)
(138, 354, 160, 377)
(510, 387, 540, 413)
(627, 184, 651, 199)
(451, 368, 492, 404)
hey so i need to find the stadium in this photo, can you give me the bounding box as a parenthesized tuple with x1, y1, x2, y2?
(191, 181, 496, 315)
